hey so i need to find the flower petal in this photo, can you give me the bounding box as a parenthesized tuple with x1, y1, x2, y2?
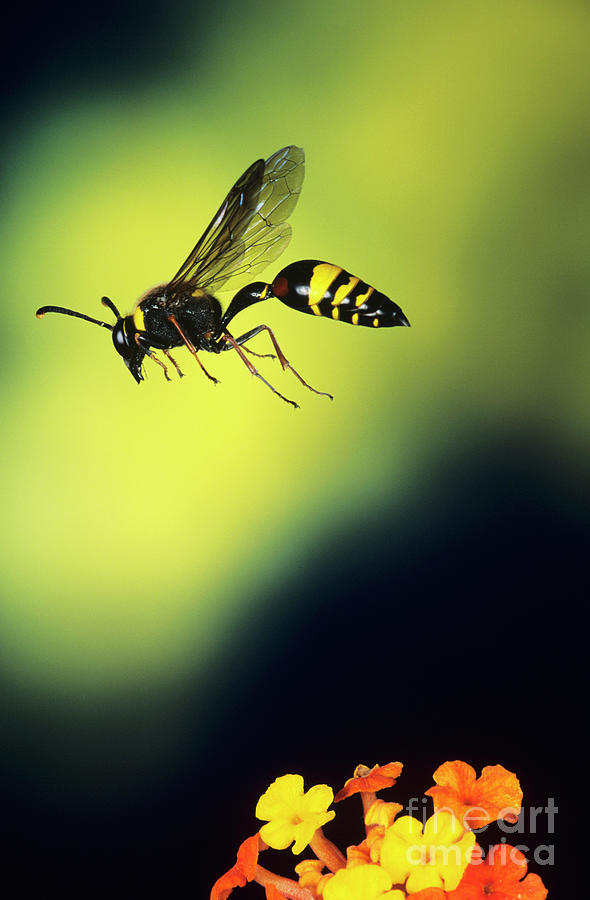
(302, 783, 335, 814)
(425, 762, 522, 829)
(260, 819, 299, 851)
(447, 844, 548, 900)
(423, 812, 464, 845)
(210, 834, 260, 900)
(470, 766, 522, 825)
(256, 774, 335, 854)
(293, 819, 326, 854)
(409, 891, 447, 900)
(429, 762, 476, 797)
(236, 833, 261, 880)
(380, 813, 474, 892)
(335, 764, 403, 803)
(391, 815, 426, 843)
(256, 775, 305, 820)
(323, 864, 393, 900)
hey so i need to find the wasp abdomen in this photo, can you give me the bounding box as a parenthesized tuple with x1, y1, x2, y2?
(271, 260, 409, 328)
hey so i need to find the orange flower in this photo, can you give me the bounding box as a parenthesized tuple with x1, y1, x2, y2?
(211, 833, 261, 900)
(425, 762, 522, 830)
(447, 844, 547, 899)
(334, 764, 403, 803)
(409, 891, 446, 900)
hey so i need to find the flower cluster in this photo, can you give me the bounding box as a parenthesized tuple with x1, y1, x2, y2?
(211, 760, 548, 900)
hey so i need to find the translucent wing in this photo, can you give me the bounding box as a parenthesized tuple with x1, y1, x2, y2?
(166, 146, 305, 300)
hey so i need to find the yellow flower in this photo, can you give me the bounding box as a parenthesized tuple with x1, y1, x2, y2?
(379, 811, 475, 893)
(364, 799, 403, 829)
(323, 865, 405, 900)
(255, 774, 336, 854)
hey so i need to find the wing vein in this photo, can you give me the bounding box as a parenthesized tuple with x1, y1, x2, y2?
(165, 146, 305, 305)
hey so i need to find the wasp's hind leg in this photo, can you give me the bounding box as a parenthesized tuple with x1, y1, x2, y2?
(224, 324, 334, 401)
(221, 332, 299, 409)
(242, 345, 276, 361)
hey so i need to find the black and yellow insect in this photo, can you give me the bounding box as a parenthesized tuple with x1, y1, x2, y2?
(36, 146, 409, 408)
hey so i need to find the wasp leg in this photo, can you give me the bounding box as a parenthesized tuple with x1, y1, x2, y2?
(228, 324, 333, 400)
(221, 331, 299, 409)
(162, 349, 185, 378)
(219, 328, 275, 360)
(135, 334, 171, 381)
(167, 315, 219, 384)
(243, 346, 276, 361)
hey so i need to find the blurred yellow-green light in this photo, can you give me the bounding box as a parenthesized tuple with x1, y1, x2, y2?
(1, 0, 588, 694)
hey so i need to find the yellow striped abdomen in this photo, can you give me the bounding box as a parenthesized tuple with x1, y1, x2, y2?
(271, 260, 409, 328)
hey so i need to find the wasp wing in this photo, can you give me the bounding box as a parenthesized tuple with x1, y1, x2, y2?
(166, 146, 305, 302)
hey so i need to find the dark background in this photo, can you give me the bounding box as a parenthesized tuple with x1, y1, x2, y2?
(3, 432, 577, 895)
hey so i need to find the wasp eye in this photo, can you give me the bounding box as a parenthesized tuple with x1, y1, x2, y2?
(112, 322, 132, 359)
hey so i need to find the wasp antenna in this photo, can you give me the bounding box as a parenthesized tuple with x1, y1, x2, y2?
(101, 296, 122, 319)
(35, 305, 113, 331)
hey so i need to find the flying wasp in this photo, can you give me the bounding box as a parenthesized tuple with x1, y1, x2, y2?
(36, 146, 409, 408)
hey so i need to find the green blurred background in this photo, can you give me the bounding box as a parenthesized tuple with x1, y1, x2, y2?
(1, 0, 586, 894)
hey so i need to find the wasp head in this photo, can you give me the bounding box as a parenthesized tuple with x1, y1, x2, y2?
(36, 296, 146, 383)
(111, 318, 145, 383)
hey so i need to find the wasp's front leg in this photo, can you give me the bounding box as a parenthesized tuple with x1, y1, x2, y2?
(135, 334, 171, 381)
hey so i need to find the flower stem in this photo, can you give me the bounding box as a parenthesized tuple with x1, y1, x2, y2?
(309, 828, 346, 872)
(360, 791, 378, 829)
(254, 865, 315, 900)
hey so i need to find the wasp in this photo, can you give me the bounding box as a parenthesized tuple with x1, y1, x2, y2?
(36, 146, 409, 408)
